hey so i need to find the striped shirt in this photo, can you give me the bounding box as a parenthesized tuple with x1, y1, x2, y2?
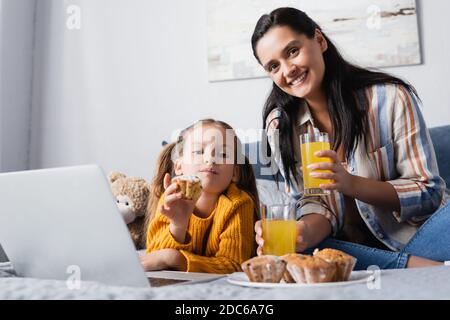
(266, 84, 447, 251)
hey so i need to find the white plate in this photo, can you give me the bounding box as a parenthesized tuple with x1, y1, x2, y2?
(227, 271, 371, 288)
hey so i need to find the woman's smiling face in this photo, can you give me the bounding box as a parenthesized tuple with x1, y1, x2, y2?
(256, 26, 328, 100)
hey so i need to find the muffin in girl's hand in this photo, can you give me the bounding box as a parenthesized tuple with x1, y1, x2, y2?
(241, 255, 286, 283)
(171, 175, 202, 203)
(313, 248, 357, 281)
(284, 255, 336, 284)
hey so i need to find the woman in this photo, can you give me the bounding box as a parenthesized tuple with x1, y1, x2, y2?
(252, 7, 449, 269)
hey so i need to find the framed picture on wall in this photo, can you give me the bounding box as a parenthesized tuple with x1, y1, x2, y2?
(207, 0, 421, 82)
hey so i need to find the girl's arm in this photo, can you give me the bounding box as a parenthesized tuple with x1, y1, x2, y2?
(140, 249, 187, 271)
(145, 209, 194, 253)
(177, 199, 255, 274)
(145, 174, 196, 253)
(159, 173, 195, 243)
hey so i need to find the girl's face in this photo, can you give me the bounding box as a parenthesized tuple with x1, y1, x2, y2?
(175, 124, 239, 195)
(255, 26, 327, 100)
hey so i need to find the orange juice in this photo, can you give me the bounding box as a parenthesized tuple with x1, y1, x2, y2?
(301, 141, 333, 195)
(262, 220, 297, 256)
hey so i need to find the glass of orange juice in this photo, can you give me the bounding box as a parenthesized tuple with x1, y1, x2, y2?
(300, 132, 333, 196)
(262, 203, 297, 256)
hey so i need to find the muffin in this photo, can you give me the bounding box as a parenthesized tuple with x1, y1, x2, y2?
(313, 248, 356, 281)
(285, 255, 337, 284)
(281, 254, 309, 283)
(241, 255, 287, 283)
(172, 175, 202, 202)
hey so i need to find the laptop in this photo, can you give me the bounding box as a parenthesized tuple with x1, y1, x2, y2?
(0, 165, 224, 287)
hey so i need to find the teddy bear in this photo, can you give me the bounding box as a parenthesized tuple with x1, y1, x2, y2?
(108, 171, 151, 250)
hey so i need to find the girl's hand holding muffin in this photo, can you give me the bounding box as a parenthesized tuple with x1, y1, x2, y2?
(160, 173, 196, 244)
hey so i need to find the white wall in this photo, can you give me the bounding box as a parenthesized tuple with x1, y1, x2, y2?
(0, 0, 3, 171)
(25, 0, 450, 180)
(0, 0, 35, 172)
(29, 0, 272, 180)
(386, 0, 450, 127)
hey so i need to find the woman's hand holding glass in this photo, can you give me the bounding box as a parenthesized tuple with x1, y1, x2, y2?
(307, 150, 356, 196)
(254, 219, 311, 255)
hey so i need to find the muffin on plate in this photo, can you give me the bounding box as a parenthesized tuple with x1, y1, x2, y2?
(281, 253, 308, 283)
(313, 248, 356, 281)
(241, 255, 286, 283)
(285, 255, 337, 284)
(172, 175, 202, 202)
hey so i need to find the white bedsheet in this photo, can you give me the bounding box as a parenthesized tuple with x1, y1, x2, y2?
(1, 262, 450, 300)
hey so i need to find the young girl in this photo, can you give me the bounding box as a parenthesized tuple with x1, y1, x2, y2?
(251, 7, 449, 269)
(140, 119, 259, 274)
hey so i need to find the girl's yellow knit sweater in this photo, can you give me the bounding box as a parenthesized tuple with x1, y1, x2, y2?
(146, 183, 255, 274)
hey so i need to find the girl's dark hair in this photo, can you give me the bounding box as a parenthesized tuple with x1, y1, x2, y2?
(251, 7, 419, 186)
(146, 119, 260, 222)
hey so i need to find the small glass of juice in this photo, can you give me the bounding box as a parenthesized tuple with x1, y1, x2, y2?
(300, 132, 333, 196)
(262, 203, 297, 256)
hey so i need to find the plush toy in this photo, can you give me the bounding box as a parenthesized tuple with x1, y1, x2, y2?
(108, 171, 151, 250)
